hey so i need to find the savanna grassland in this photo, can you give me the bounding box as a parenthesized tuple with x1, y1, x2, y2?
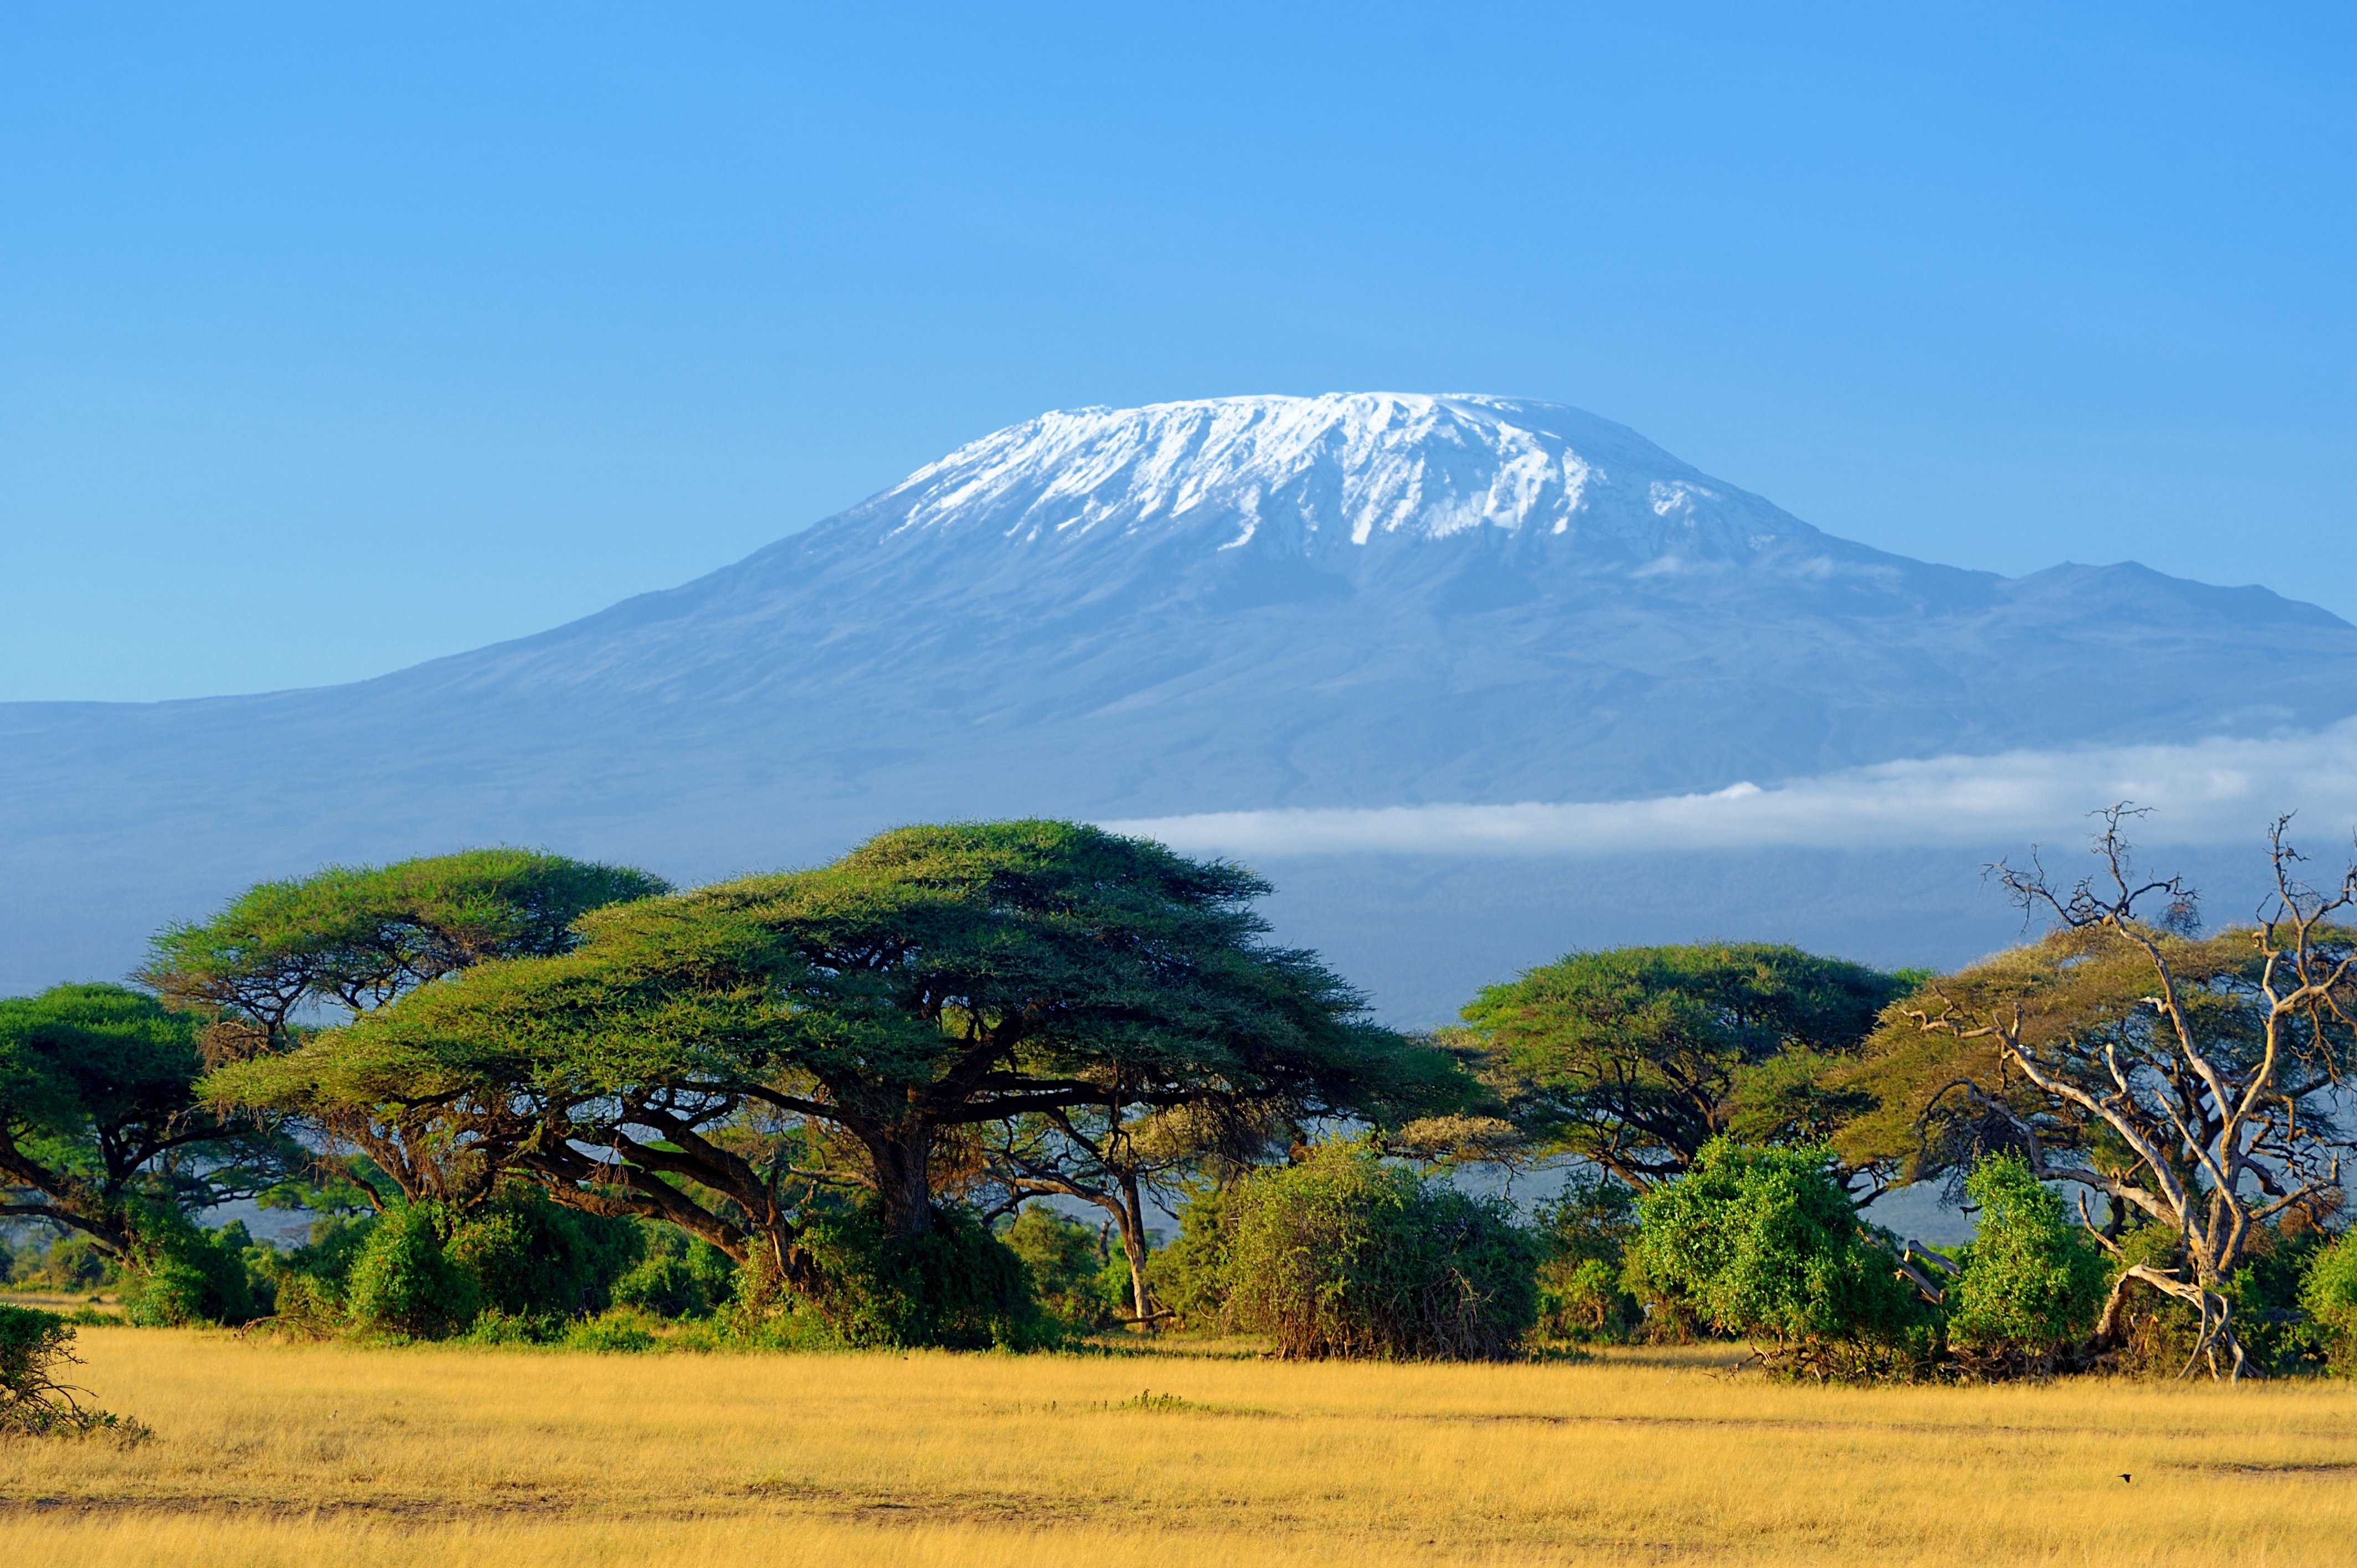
(5, 1330, 2356, 1567)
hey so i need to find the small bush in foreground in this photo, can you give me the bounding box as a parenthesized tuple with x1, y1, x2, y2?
(0, 1305, 146, 1442)
(1216, 1140, 1540, 1360)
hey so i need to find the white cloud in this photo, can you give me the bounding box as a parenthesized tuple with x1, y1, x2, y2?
(1103, 720, 2357, 858)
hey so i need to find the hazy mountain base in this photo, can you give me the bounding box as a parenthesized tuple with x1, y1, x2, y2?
(8, 394, 2346, 1014)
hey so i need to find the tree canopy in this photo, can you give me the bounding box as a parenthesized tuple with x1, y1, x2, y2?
(145, 848, 670, 1203)
(0, 983, 298, 1257)
(208, 822, 1465, 1295)
(1460, 942, 1913, 1189)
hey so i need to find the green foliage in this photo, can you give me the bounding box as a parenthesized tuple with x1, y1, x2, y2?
(344, 1205, 482, 1339)
(1147, 1182, 1233, 1330)
(145, 849, 672, 1061)
(2299, 1230, 2357, 1375)
(20, 1232, 111, 1291)
(120, 1216, 264, 1327)
(1533, 1170, 1641, 1343)
(1000, 1206, 1121, 1330)
(559, 1306, 663, 1353)
(1463, 944, 1908, 1188)
(787, 1202, 1048, 1350)
(1624, 1140, 1931, 1379)
(269, 1191, 643, 1340)
(443, 1193, 639, 1319)
(2222, 1225, 2330, 1377)
(0, 983, 300, 1258)
(611, 1222, 737, 1319)
(1214, 1141, 1540, 1360)
(0, 1305, 143, 1440)
(1944, 1154, 2107, 1363)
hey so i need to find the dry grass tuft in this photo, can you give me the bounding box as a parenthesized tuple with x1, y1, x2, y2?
(1, 1329, 2354, 1565)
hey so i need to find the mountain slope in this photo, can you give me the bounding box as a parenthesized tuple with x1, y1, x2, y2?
(4, 393, 2353, 1009)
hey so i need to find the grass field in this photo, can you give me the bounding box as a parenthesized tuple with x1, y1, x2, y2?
(3, 1329, 2356, 1566)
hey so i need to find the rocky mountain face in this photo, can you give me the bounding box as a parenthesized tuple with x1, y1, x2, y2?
(7, 393, 2353, 1015)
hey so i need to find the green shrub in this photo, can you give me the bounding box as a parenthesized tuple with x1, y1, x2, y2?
(788, 1202, 1047, 1350)
(1533, 1172, 1641, 1343)
(1214, 1141, 1540, 1360)
(29, 1233, 111, 1292)
(1001, 1207, 1120, 1330)
(120, 1218, 264, 1327)
(611, 1223, 736, 1319)
(1944, 1154, 2108, 1367)
(256, 1215, 373, 1330)
(0, 1304, 143, 1440)
(2300, 1230, 2357, 1375)
(444, 1193, 640, 1319)
(1147, 1183, 1232, 1330)
(1624, 1140, 1931, 1379)
(345, 1205, 482, 1338)
(561, 1307, 662, 1353)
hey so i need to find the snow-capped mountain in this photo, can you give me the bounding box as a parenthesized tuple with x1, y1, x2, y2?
(6, 393, 2354, 1017)
(849, 394, 1810, 558)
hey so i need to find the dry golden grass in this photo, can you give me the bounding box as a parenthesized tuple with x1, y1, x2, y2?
(3, 1328, 2355, 1565)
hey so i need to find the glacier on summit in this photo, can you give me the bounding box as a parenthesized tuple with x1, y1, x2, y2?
(5, 391, 2356, 1017)
(861, 394, 1803, 559)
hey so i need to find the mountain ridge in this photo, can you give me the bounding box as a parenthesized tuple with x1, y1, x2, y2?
(4, 391, 2354, 1012)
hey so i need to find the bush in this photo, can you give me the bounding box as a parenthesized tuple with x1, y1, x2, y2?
(2300, 1230, 2357, 1375)
(781, 1202, 1048, 1350)
(1001, 1207, 1120, 1330)
(561, 1306, 663, 1353)
(1533, 1172, 1641, 1343)
(1214, 1141, 1540, 1360)
(1944, 1154, 2108, 1369)
(1147, 1183, 1233, 1330)
(26, 1233, 111, 1293)
(345, 1205, 482, 1338)
(1623, 1141, 1931, 1380)
(444, 1193, 640, 1319)
(611, 1223, 737, 1319)
(0, 1305, 143, 1440)
(120, 1218, 264, 1327)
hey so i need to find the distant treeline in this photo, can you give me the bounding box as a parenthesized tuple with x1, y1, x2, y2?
(3, 809, 2355, 1380)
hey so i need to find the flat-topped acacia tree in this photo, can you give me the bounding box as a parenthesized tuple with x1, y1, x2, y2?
(1459, 943, 1913, 1191)
(145, 848, 670, 1201)
(207, 821, 1458, 1285)
(0, 984, 303, 1261)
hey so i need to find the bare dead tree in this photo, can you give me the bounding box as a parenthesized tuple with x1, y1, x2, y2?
(1894, 805, 2357, 1381)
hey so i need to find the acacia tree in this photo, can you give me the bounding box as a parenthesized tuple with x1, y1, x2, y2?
(0, 984, 301, 1260)
(1459, 943, 1912, 1190)
(1841, 808, 2357, 1380)
(145, 849, 669, 1204)
(208, 822, 1461, 1295)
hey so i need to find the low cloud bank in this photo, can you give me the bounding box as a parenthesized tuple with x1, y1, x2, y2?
(1104, 720, 2357, 858)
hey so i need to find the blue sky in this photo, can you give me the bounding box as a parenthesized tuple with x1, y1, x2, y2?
(4, 2, 2351, 701)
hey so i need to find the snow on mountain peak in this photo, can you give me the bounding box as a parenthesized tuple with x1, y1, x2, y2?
(831, 393, 1818, 563)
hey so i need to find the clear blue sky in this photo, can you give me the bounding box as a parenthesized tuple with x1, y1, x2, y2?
(4, 2, 2351, 702)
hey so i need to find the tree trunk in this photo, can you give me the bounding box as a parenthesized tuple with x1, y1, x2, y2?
(867, 1128, 935, 1238)
(1116, 1170, 1155, 1323)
